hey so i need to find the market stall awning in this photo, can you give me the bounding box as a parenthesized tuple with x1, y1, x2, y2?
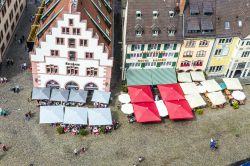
(126, 68, 177, 86)
(91, 90, 111, 104)
(223, 78, 243, 90)
(133, 102, 161, 123)
(201, 79, 222, 92)
(207, 91, 226, 105)
(50, 89, 69, 102)
(164, 100, 193, 120)
(180, 82, 200, 95)
(185, 94, 206, 109)
(155, 100, 168, 117)
(88, 108, 112, 126)
(63, 107, 88, 125)
(157, 84, 185, 101)
(118, 94, 131, 104)
(177, 72, 192, 83)
(121, 103, 134, 114)
(39, 106, 64, 123)
(68, 89, 88, 103)
(128, 86, 154, 103)
(190, 71, 206, 82)
(32, 87, 51, 100)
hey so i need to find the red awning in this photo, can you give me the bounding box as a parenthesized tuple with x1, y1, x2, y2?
(128, 86, 154, 103)
(157, 84, 185, 101)
(133, 102, 161, 123)
(164, 100, 193, 120)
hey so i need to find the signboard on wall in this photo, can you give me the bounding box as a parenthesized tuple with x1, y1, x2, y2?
(65, 62, 80, 66)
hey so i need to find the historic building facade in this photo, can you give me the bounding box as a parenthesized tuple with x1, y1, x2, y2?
(30, 0, 113, 91)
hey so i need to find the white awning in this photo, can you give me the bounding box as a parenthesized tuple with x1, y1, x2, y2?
(190, 71, 206, 82)
(201, 79, 222, 92)
(91, 90, 111, 104)
(121, 104, 134, 114)
(185, 94, 206, 109)
(223, 78, 243, 90)
(88, 108, 112, 126)
(40, 106, 64, 123)
(180, 82, 200, 94)
(207, 91, 226, 105)
(177, 72, 192, 83)
(155, 100, 168, 117)
(118, 94, 131, 104)
(197, 85, 207, 93)
(63, 107, 88, 125)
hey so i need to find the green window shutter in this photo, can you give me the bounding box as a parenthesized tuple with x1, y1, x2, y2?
(148, 44, 151, 50)
(173, 44, 177, 50)
(157, 44, 161, 50)
(131, 45, 135, 51)
(174, 52, 179, 57)
(141, 63, 145, 68)
(142, 53, 147, 58)
(164, 44, 169, 50)
(141, 44, 145, 51)
(157, 62, 161, 67)
(158, 53, 163, 58)
(126, 54, 131, 59)
(172, 62, 176, 67)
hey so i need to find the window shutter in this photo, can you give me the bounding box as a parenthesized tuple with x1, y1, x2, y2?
(141, 63, 145, 68)
(141, 44, 145, 51)
(174, 52, 179, 57)
(143, 53, 147, 58)
(173, 44, 177, 50)
(148, 44, 151, 50)
(157, 44, 161, 50)
(157, 62, 161, 67)
(131, 45, 135, 51)
(164, 44, 169, 50)
(158, 53, 163, 58)
(126, 54, 131, 59)
(172, 62, 176, 67)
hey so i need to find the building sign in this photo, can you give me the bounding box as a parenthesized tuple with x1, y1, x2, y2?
(142, 50, 166, 54)
(153, 58, 167, 62)
(65, 62, 80, 66)
(138, 59, 149, 63)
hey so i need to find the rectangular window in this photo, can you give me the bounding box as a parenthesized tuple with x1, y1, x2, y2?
(68, 51, 76, 61)
(215, 49, 222, 56)
(150, 44, 158, 50)
(73, 28, 80, 35)
(185, 40, 196, 48)
(56, 38, 64, 45)
(69, 19, 73, 26)
(183, 51, 193, 57)
(85, 52, 94, 59)
(68, 38, 75, 48)
(46, 65, 58, 74)
(241, 51, 250, 57)
(67, 66, 79, 75)
(50, 50, 59, 56)
(209, 66, 223, 72)
(219, 38, 232, 44)
(79, 39, 88, 46)
(180, 61, 191, 67)
(199, 40, 209, 47)
(196, 50, 206, 57)
(86, 67, 98, 76)
(62, 27, 69, 34)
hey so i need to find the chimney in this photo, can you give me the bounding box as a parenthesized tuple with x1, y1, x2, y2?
(179, 0, 186, 16)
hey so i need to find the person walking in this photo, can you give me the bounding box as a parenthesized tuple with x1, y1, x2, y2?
(210, 138, 217, 150)
(74, 148, 78, 156)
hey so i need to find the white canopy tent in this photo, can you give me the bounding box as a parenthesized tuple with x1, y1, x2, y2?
(88, 108, 112, 126)
(197, 85, 207, 93)
(207, 91, 226, 105)
(121, 104, 134, 114)
(40, 106, 64, 124)
(190, 71, 206, 82)
(118, 94, 131, 104)
(155, 100, 168, 117)
(63, 107, 88, 125)
(180, 82, 200, 95)
(232, 91, 246, 101)
(223, 78, 243, 90)
(177, 72, 192, 83)
(185, 94, 206, 109)
(201, 79, 222, 92)
(91, 90, 111, 104)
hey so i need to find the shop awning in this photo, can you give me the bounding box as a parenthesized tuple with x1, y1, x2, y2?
(164, 100, 193, 120)
(32, 87, 51, 100)
(201, 79, 222, 92)
(157, 84, 185, 101)
(128, 86, 154, 103)
(39, 106, 64, 123)
(68, 89, 88, 103)
(177, 72, 192, 83)
(207, 91, 226, 105)
(223, 78, 243, 90)
(180, 82, 200, 95)
(88, 108, 112, 126)
(63, 107, 88, 125)
(50, 89, 69, 102)
(185, 94, 206, 109)
(91, 90, 111, 104)
(133, 102, 161, 123)
(126, 68, 177, 86)
(190, 71, 206, 82)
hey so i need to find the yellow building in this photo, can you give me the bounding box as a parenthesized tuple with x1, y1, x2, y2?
(177, 38, 215, 71)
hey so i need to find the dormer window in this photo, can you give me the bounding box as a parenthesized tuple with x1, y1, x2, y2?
(153, 11, 159, 19)
(238, 20, 243, 27)
(224, 21, 230, 29)
(153, 30, 159, 36)
(136, 30, 142, 36)
(169, 11, 174, 18)
(135, 24, 143, 37)
(151, 24, 160, 36)
(136, 11, 142, 19)
(168, 30, 176, 36)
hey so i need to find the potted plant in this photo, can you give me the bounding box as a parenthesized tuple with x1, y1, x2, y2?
(232, 101, 239, 109)
(56, 126, 64, 134)
(79, 129, 89, 136)
(195, 108, 204, 115)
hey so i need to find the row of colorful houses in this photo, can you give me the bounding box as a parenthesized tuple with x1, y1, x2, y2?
(122, 0, 250, 80)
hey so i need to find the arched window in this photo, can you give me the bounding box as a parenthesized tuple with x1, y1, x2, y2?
(46, 80, 60, 89)
(65, 81, 79, 90)
(84, 82, 98, 91)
